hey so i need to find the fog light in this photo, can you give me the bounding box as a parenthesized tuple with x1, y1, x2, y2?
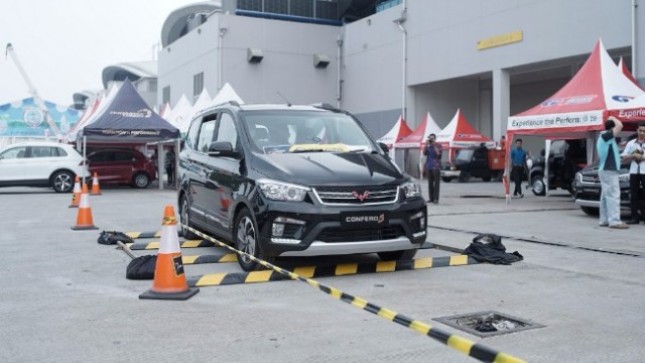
(272, 223, 285, 237)
(411, 211, 425, 230)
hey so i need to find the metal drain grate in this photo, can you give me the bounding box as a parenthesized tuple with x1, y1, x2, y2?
(434, 311, 543, 338)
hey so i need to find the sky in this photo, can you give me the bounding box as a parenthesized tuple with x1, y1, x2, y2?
(0, 0, 197, 107)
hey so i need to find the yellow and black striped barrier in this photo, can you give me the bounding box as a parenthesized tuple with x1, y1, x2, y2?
(183, 253, 237, 265)
(126, 239, 216, 250)
(184, 225, 524, 363)
(187, 255, 479, 286)
(125, 231, 162, 239)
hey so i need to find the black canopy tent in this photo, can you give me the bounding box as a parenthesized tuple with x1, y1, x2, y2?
(78, 80, 180, 189)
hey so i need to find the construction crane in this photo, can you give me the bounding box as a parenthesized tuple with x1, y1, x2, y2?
(5, 43, 62, 138)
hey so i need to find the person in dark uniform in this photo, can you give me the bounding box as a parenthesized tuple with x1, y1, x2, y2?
(423, 133, 442, 204)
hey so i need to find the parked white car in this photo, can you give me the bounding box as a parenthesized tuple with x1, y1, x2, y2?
(0, 142, 89, 193)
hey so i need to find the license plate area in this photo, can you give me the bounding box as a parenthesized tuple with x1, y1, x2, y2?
(340, 212, 388, 227)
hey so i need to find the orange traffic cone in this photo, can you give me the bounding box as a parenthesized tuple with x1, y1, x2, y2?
(69, 176, 81, 208)
(139, 205, 199, 300)
(90, 172, 102, 195)
(71, 184, 98, 230)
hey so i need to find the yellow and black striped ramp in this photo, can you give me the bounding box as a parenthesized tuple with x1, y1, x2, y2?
(125, 231, 185, 239)
(126, 239, 217, 250)
(182, 253, 237, 264)
(187, 255, 479, 287)
(125, 231, 161, 239)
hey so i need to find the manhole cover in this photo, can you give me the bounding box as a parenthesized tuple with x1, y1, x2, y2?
(434, 311, 543, 338)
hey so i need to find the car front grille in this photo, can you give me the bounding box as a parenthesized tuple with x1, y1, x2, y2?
(581, 174, 599, 183)
(317, 225, 405, 243)
(313, 186, 399, 205)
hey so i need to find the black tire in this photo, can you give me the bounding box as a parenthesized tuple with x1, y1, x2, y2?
(531, 174, 546, 196)
(51, 171, 74, 193)
(458, 171, 470, 183)
(132, 172, 150, 188)
(179, 195, 199, 240)
(377, 248, 417, 261)
(234, 208, 274, 271)
(441, 177, 453, 183)
(581, 206, 599, 216)
(482, 175, 492, 182)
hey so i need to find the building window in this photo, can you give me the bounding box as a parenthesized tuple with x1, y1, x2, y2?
(193, 72, 204, 98)
(162, 86, 171, 105)
(149, 79, 157, 92)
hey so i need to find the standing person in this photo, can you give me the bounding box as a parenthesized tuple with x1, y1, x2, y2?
(510, 138, 527, 198)
(165, 149, 175, 185)
(423, 133, 442, 204)
(597, 117, 628, 229)
(621, 121, 645, 224)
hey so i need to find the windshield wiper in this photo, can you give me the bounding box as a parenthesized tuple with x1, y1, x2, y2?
(290, 149, 326, 153)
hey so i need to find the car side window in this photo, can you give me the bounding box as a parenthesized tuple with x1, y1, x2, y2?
(90, 152, 110, 162)
(55, 147, 67, 157)
(185, 120, 201, 150)
(0, 147, 28, 159)
(114, 152, 132, 162)
(216, 112, 238, 149)
(197, 120, 217, 152)
(30, 146, 57, 158)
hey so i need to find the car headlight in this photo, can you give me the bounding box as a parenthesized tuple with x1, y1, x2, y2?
(618, 173, 630, 184)
(257, 179, 310, 202)
(401, 181, 422, 198)
(575, 172, 582, 182)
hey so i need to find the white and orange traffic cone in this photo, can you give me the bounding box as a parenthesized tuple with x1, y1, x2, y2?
(139, 205, 199, 300)
(71, 184, 98, 230)
(90, 172, 102, 195)
(69, 176, 81, 208)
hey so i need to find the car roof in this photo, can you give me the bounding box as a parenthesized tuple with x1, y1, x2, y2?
(1, 141, 75, 149)
(193, 103, 335, 120)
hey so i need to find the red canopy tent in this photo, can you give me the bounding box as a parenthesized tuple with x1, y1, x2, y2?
(394, 111, 442, 178)
(377, 115, 412, 149)
(506, 40, 645, 199)
(618, 57, 642, 90)
(435, 108, 495, 161)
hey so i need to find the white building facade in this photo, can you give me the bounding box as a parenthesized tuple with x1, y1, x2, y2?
(158, 0, 645, 143)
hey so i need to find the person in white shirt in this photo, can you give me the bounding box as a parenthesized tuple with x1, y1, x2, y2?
(621, 121, 645, 224)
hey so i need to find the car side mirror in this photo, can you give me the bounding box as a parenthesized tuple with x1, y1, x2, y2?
(378, 142, 389, 154)
(208, 141, 240, 158)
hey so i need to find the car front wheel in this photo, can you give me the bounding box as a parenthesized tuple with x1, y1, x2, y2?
(234, 209, 274, 271)
(132, 172, 150, 188)
(51, 171, 74, 193)
(531, 174, 546, 196)
(581, 206, 599, 216)
(180, 195, 199, 240)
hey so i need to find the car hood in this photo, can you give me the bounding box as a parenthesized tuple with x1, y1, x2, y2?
(251, 152, 405, 186)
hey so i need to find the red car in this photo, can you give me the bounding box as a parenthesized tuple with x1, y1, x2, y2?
(87, 149, 156, 188)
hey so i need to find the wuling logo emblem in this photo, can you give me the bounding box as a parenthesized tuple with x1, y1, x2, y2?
(352, 190, 370, 202)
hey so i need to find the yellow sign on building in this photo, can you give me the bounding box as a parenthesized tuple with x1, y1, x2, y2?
(477, 31, 523, 50)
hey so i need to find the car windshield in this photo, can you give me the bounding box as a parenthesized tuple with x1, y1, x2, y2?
(241, 110, 377, 154)
(455, 149, 474, 162)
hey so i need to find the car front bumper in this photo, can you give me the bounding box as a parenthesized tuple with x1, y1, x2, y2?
(254, 196, 427, 257)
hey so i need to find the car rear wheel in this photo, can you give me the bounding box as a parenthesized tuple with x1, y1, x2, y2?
(441, 177, 453, 183)
(51, 171, 74, 193)
(377, 248, 417, 261)
(132, 172, 150, 188)
(581, 206, 599, 216)
(180, 196, 199, 240)
(531, 174, 546, 196)
(234, 209, 274, 271)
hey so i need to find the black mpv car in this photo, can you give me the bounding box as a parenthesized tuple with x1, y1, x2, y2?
(178, 102, 427, 271)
